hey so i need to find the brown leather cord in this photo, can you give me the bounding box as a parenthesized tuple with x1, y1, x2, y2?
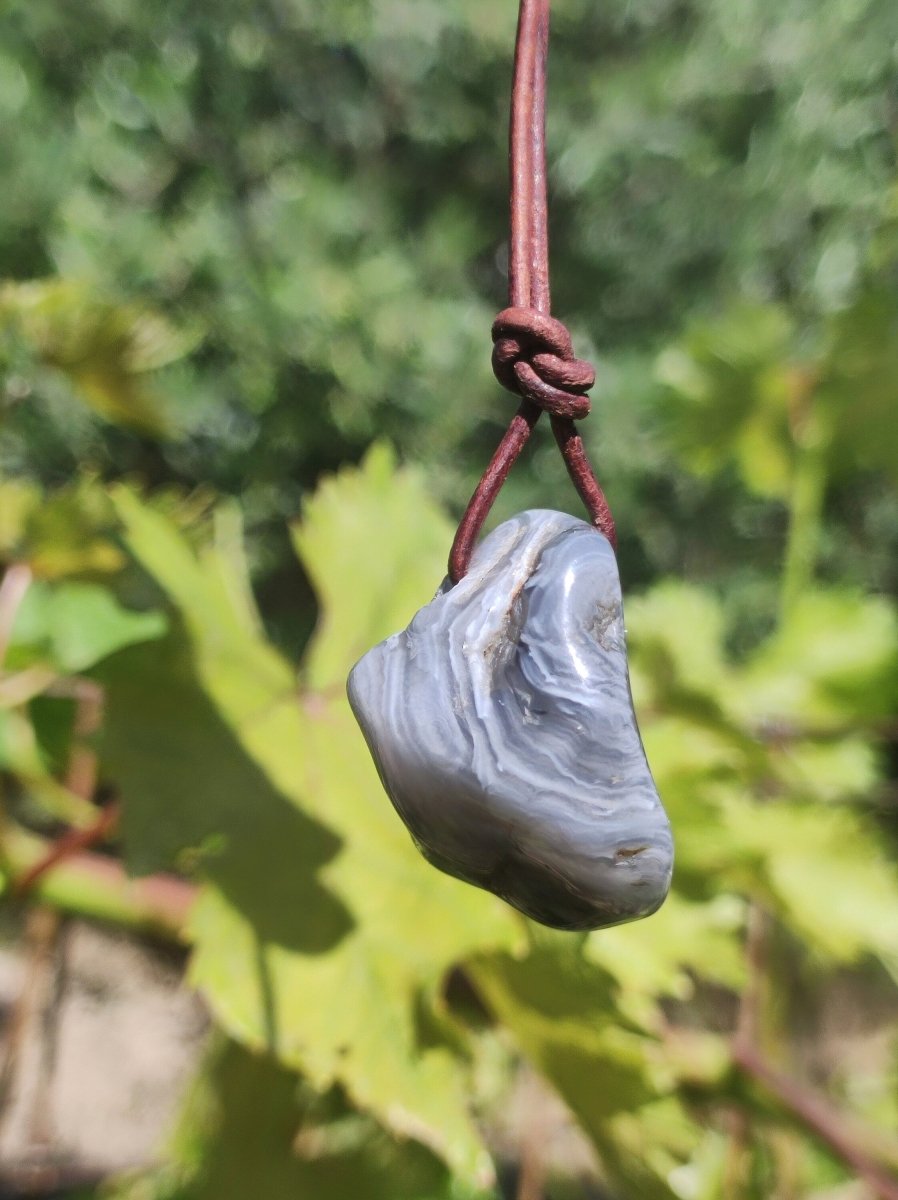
(448, 0, 616, 584)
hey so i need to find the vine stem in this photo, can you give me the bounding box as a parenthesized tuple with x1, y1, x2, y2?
(732, 1042, 898, 1200)
(13, 803, 121, 898)
(1, 827, 195, 942)
(0, 563, 32, 667)
(780, 429, 829, 621)
(779, 375, 831, 621)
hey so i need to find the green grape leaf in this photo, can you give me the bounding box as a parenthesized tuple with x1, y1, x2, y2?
(108, 1038, 472, 1200)
(9, 579, 167, 673)
(655, 304, 797, 499)
(720, 799, 898, 971)
(0, 479, 41, 559)
(101, 469, 519, 1185)
(625, 584, 769, 783)
(291, 442, 455, 689)
(736, 590, 898, 725)
(586, 892, 746, 1013)
(626, 582, 732, 705)
(187, 694, 517, 1186)
(769, 736, 881, 805)
(470, 939, 694, 1200)
(17, 478, 125, 579)
(656, 289, 898, 498)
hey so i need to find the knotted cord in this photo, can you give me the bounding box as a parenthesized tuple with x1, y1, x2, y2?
(448, 0, 615, 584)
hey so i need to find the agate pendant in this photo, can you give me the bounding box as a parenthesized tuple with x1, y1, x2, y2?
(347, 510, 673, 930)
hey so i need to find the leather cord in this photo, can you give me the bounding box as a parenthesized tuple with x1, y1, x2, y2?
(448, 0, 615, 583)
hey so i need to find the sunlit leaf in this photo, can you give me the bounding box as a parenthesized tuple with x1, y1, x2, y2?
(737, 589, 898, 725)
(291, 442, 455, 689)
(9, 579, 167, 673)
(586, 892, 746, 1012)
(0, 479, 40, 557)
(655, 304, 797, 499)
(22, 479, 124, 578)
(107, 1038, 472, 1200)
(101, 473, 519, 1185)
(720, 799, 898, 971)
(471, 939, 693, 1200)
(627, 582, 732, 704)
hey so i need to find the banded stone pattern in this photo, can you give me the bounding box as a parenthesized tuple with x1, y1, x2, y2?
(348, 510, 673, 930)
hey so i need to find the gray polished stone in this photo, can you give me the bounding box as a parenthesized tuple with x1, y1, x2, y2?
(347, 510, 673, 930)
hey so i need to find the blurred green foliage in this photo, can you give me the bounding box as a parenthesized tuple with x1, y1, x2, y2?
(0, 0, 897, 1197)
(3, 0, 898, 625)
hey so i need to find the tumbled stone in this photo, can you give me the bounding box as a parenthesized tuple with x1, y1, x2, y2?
(347, 510, 673, 930)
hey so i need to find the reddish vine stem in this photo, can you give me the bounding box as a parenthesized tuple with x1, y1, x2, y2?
(12, 681, 115, 899)
(729, 905, 898, 1197)
(732, 1041, 898, 1200)
(449, 0, 614, 583)
(13, 803, 121, 899)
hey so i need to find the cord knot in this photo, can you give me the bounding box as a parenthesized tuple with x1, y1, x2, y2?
(491, 307, 595, 420)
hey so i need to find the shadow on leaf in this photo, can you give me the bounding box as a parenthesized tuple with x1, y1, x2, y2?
(96, 628, 353, 955)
